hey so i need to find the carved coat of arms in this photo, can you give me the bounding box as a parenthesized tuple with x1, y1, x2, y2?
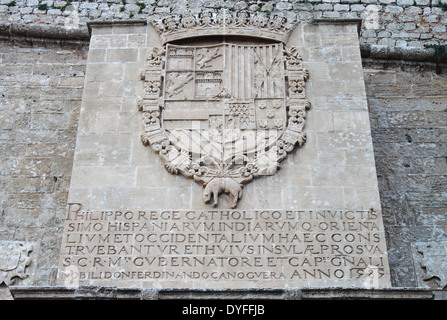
(139, 11, 310, 208)
(0, 241, 34, 285)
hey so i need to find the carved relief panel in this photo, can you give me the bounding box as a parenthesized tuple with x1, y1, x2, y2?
(59, 13, 392, 289)
(412, 241, 447, 289)
(0, 241, 39, 286)
(139, 37, 310, 208)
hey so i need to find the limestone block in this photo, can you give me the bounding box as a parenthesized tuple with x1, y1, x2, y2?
(332, 111, 371, 131)
(106, 48, 139, 62)
(329, 61, 364, 81)
(104, 187, 169, 209)
(254, 187, 284, 209)
(87, 49, 106, 62)
(283, 186, 345, 209)
(306, 110, 334, 131)
(128, 34, 147, 48)
(167, 187, 192, 209)
(90, 34, 128, 49)
(111, 24, 146, 35)
(256, 163, 313, 187)
(136, 166, 189, 188)
(310, 165, 378, 188)
(85, 63, 124, 82)
(67, 188, 91, 207)
(70, 166, 136, 188)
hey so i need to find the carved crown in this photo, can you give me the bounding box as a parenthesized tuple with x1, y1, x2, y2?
(152, 9, 296, 44)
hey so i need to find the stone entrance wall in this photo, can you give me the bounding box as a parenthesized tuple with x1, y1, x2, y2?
(0, 38, 88, 286)
(55, 19, 391, 289)
(0, 0, 446, 293)
(2, 34, 446, 291)
(364, 59, 447, 288)
(1, 0, 447, 50)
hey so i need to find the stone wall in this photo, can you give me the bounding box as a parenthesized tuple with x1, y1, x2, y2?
(364, 60, 447, 288)
(1, 0, 447, 51)
(1, 36, 446, 289)
(0, 38, 88, 285)
(0, 0, 446, 291)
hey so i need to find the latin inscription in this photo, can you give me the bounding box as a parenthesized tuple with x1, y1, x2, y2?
(58, 203, 389, 287)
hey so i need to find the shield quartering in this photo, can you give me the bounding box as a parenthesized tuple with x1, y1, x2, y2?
(139, 11, 310, 208)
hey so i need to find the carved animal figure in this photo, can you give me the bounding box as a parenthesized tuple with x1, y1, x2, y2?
(197, 48, 222, 69)
(166, 72, 194, 97)
(203, 177, 243, 208)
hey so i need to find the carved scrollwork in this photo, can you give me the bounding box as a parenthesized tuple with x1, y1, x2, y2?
(152, 9, 296, 44)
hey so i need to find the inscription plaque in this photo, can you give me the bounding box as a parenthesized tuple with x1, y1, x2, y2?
(59, 205, 389, 288)
(58, 11, 392, 288)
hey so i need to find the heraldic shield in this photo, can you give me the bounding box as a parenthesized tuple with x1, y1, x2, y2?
(139, 41, 310, 208)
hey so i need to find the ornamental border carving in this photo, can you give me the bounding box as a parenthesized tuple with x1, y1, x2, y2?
(139, 21, 310, 208)
(152, 9, 296, 44)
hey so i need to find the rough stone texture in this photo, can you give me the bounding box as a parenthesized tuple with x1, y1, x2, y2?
(0, 38, 88, 286)
(57, 20, 390, 289)
(411, 241, 447, 289)
(0, 1, 445, 295)
(364, 59, 447, 288)
(0, 240, 40, 285)
(1, 0, 447, 50)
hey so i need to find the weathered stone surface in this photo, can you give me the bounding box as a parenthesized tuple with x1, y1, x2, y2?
(0, 38, 88, 286)
(411, 241, 447, 289)
(55, 19, 391, 289)
(365, 59, 447, 287)
(0, 240, 40, 286)
(6, 285, 436, 300)
(0, 1, 445, 296)
(0, 283, 13, 300)
(1, 0, 447, 53)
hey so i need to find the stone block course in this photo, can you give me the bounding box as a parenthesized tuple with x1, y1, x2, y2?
(0, 0, 447, 49)
(365, 61, 447, 287)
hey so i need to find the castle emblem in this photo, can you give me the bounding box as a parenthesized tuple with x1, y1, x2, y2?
(139, 10, 310, 208)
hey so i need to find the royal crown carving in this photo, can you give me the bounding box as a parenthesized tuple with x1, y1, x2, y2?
(139, 17, 309, 208)
(152, 9, 296, 44)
